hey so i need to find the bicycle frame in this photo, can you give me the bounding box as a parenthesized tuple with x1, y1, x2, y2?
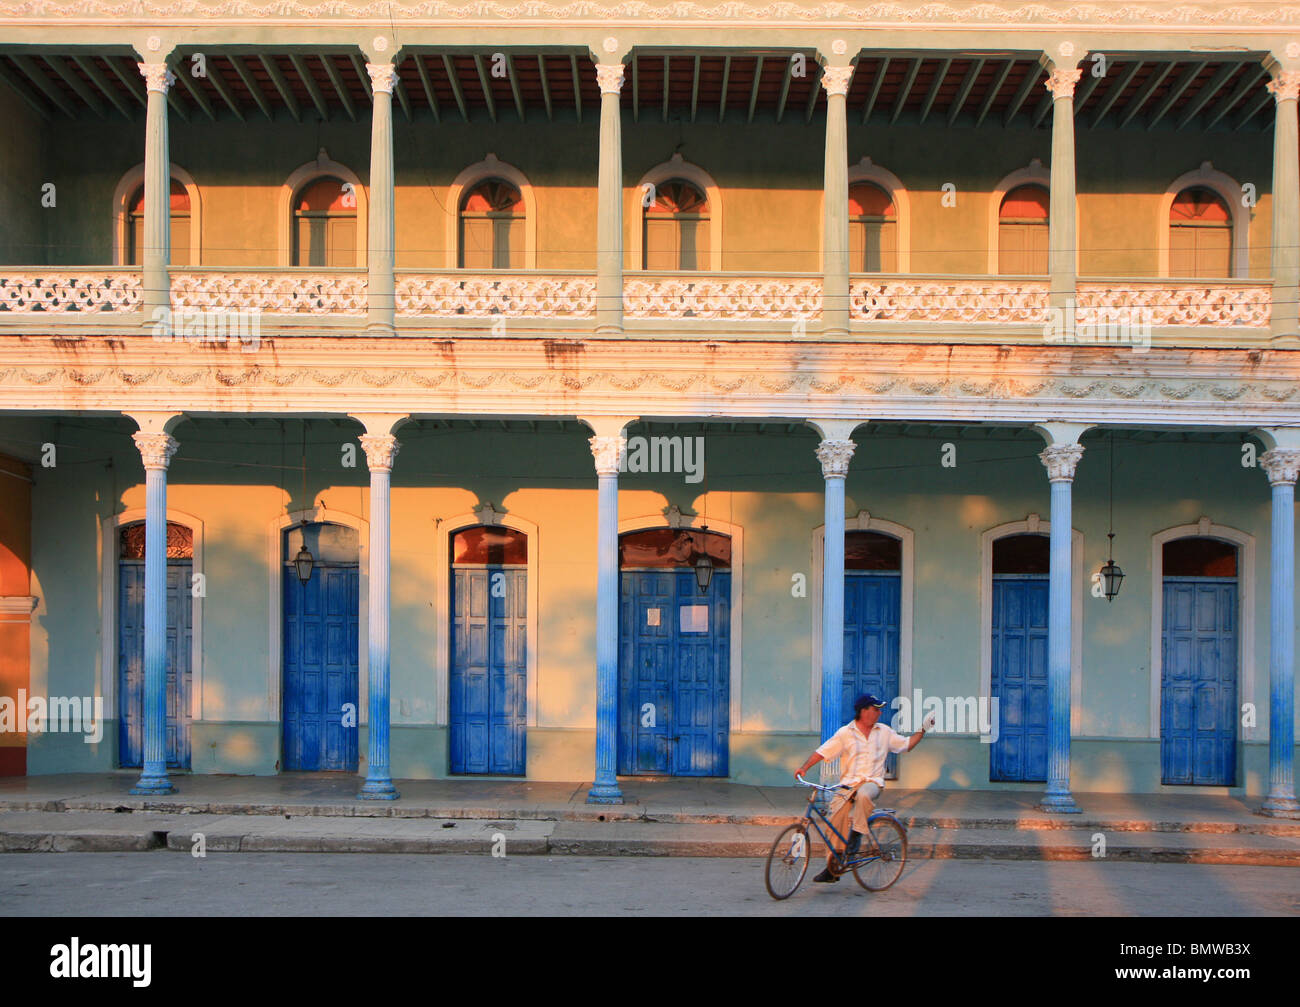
(800, 793, 896, 871)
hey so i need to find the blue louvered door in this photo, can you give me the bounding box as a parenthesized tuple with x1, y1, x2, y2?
(450, 566, 527, 775)
(841, 571, 902, 777)
(990, 575, 1049, 782)
(619, 569, 729, 777)
(1161, 578, 1237, 785)
(282, 563, 359, 772)
(118, 559, 192, 769)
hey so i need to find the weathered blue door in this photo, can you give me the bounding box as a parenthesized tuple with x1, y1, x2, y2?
(990, 575, 1049, 782)
(1161, 578, 1237, 785)
(282, 563, 359, 772)
(842, 571, 901, 775)
(118, 559, 192, 769)
(450, 566, 527, 775)
(618, 569, 730, 776)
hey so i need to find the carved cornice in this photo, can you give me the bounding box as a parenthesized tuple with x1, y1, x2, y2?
(366, 62, 399, 95)
(1038, 443, 1084, 482)
(820, 65, 854, 97)
(472, 500, 506, 524)
(132, 431, 178, 469)
(359, 432, 399, 472)
(1267, 72, 1300, 103)
(594, 63, 625, 95)
(1261, 448, 1300, 487)
(815, 438, 855, 478)
(136, 62, 175, 93)
(1045, 68, 1082, 100)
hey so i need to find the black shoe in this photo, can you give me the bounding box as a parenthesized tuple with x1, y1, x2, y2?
(844, 831, 863, 857)
(813, 868, 839, 883)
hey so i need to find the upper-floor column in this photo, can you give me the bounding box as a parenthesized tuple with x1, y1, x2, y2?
(1267, 58, 1300, 342)
(821, 60, 855, 338)
(1043, 54, 1082, 333)
(366, 55, 400, 336)
(137, 60, 176, 322)
(595, 56, 627, 335)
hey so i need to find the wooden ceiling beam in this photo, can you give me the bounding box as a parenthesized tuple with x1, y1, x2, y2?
(891, 58, 920, 124)
(1175, 61, 1241, 130)
(46, 55, 106, 118)
(173, 61, 216, 121)
(1147, 60, 1206, 129)
(536, 54, 551, 122)
(862, 55, 889, 123)
(259, 54, 301, 122)
(974, 58, 1012, 127)
(917, 57, 950, 124)
(1118, 62, 1172, 128)
(230, 54, 274, 121)
(72, 54, 134, 120)
(1001, 62, 1038, 126)
(747, 55, 763, 123)
(10, 55, 75, 118)
(321, 55, 357, 121)
(1090, 59, 1141, 128)
(472, 53, 497, 122)
(947, 57, 983, 125)
(290, 54, 329, 121)
(442, 54, 468, 122)
(1203, 64, 1266, 130)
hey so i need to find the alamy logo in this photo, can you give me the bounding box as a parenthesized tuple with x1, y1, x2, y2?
(1043, 299, 1152, 353)
(49, 939, 151, 987)
(0, 691, 103, 744)
(891, 690, 1000, 744)
(151, 306, 261, 352)
(619, 435, 705, 484)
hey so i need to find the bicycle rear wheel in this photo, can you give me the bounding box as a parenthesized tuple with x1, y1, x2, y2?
(852, 815, 907, 892)
(764, 823, 811, 900)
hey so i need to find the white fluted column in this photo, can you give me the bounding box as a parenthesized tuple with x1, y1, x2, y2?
(821, 63, 854, 337)
(1260, 445, 1300, 817)
(366, 62, 398, 335)
(1045, 61, 1082, 332)
(137, 62, 175, 322)
(1267, 66, 1300, 341)
(595, 62, 625, 334)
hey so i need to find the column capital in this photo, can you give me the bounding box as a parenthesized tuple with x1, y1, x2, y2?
(1045, 67, 1083, 100)
(589, 434, 625, 476)
(1268, 71, 1300, 103)
(820, 64, 854, 98)
(366, 62, 400, 95)
(359, 433, 399, 472)
(137, 62, 176, 93)
(1038, 443, 1084, 482)
(815, 438, 856, 478)
(594, 62, 625, 95)
(1262, 448, 1300, 487)
(132, 431, 178, 471)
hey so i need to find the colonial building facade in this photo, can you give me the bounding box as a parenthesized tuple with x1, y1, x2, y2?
(0, 1, 1298, 815)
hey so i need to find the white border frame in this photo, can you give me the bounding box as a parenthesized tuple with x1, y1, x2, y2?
(979, 514, 1085, 734)
(1157, 161, 1250, 280)
(1149, 517, 1255, 741)
(618, 512, 743, 731)
(433, 510, 540, 729)
(268, 507, 369, 731)
(99, 507, 204, 728)
(819, 156, 912, 274)
(628, 153, 724, 272)
(277, 150, 368, 268)
(809, 511, 915, 733)
(111, 162, 203, 268)
(444, 154, 539, 270)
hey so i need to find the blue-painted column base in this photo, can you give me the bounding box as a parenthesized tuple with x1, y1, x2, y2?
(357, 780, 400, 801)
(129, 775, 176, 796)
(1260, 796, 1300, 819)
(586, 783, 625, 805)
(1039, 791, 1082, 814)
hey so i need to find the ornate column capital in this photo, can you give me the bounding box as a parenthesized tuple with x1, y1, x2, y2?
(816, 438, 856, 479)
(132, 431, 178, 470)
(366, 62, 400, 95)
(1038, 443, 1084, 482)
(1045, 68, 1082, 100)
(1262, 448, 1300, 486)
(820, 65, 854, 98)
(137, 62, 176, 93)
(595, 63, 625, 95)
(359, 433, 400, 472)
(1267, 71, 1300, 103)
(589, 434, 625, 476)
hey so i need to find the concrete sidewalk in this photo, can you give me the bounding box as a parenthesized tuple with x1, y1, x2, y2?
(1, 774, 1297, 864)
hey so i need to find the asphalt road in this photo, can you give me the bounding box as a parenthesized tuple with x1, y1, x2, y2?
(2, 852, 1297, 916)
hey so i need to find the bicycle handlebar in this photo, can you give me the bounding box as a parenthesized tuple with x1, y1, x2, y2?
(794, 773, 841, 794)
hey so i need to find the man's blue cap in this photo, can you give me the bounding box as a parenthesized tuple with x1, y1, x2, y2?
(854, 694, 886, 715)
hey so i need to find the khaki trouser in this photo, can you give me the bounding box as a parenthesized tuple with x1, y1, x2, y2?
(826, 781, 881, 859)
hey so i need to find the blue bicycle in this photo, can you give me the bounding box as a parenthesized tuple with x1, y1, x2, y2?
(764, 775, 909, 899)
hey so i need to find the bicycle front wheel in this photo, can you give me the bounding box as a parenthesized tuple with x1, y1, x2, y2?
(852, 815, 907, 892)
(764, 823, 811, 900)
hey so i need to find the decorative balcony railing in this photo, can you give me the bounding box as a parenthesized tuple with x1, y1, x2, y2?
(396, 271, 596, 318)
(624, 272, 823, 320)
(1075, 280, 1271, 328)
(850, 276, 1050, 324)
(0, 270, 141, 312)
(171, 269, 367, 315)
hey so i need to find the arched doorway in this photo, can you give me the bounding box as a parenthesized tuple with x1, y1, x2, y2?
(1161, 536, 1238, 785)
(842, 531, 902, 776)
(989, 532, 1050, 782)
(118, 521, 192, 769)
(281, 522, 359, 772)
(449, 525, 528, 775)
(618, 527, 730, 777)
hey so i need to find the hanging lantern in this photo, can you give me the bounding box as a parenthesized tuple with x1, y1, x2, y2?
(694, 552, 714, 594)
(294, 543, 315, 584)
(1099, 557, 1124, 602)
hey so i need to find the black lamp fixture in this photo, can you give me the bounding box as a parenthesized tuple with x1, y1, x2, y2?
(1099, 432, 1124, 602)
(693, 538, 714, 594)
(294, 421, 315, 585)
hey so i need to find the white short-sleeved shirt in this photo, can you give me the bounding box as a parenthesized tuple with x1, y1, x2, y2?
(816, 720, 911, 789)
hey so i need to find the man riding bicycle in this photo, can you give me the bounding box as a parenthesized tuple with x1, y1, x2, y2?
(794, 693, 932, 884)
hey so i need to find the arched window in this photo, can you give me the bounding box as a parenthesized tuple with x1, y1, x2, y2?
(458, 179, 525, 269)
(998, 185, 1049, 275)
(1169, 187, 1232, 278)
(848, 183, 897, 273)
(643, 179, 710, 271)
(126, 180, 191, 267)
(291, 177, 357, 267)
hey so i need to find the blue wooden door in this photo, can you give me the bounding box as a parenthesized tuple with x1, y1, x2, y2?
(841, 571, 901, 776)
(118, 559, 192, 769)
(990, 575, 1049, 782)
(619, 569, 730, 777)
(282, 563, 359, 772)
(1161, 578, 1237, 785)
(450, 566, 527, 775)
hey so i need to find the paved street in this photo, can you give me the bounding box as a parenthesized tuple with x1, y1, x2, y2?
(1, 852, 1296, 916)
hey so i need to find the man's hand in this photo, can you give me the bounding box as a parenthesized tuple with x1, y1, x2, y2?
(922, 711, 938, 732)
